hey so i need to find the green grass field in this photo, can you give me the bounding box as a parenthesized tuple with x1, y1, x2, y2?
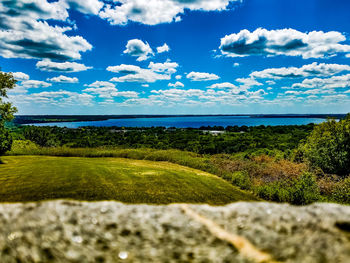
(0, 156, 257, 204)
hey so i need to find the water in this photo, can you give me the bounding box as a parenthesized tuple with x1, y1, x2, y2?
(29, 116, 326, 128)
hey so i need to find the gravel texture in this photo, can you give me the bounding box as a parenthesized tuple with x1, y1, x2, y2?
(0, 200, 349, 263)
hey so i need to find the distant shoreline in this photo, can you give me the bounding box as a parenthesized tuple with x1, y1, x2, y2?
(13, 114, 345, 125)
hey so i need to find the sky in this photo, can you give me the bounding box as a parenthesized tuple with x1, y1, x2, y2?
(1, 0, 350, 115)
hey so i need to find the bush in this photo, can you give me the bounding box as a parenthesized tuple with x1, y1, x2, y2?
(230, 171, 252, 190)
(290, 172, 320, 205)
(255, 182, 291, 203)
(332, 177, 350, 204)
(300, 115, 350, 176)
(255, 172, 320, 205)
(0, 125, 12, 155)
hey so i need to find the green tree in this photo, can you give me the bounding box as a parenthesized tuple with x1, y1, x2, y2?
(0, 71, 18, 157)
(300, 115, 350, 176)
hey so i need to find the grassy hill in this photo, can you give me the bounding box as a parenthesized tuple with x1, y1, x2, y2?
(0, 156, 257, 204)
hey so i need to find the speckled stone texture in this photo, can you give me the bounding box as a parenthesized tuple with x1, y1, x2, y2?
(0, 201, 349, 262)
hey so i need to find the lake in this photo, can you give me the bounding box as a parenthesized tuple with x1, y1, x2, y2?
(29, 116, 326, 128)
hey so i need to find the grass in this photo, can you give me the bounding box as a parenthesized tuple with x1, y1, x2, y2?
(0, 156, 257, 204)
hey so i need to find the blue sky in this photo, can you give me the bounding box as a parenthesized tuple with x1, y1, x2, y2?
(1, 0, 350, 114)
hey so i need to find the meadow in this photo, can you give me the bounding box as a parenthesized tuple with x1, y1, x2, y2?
(0, 155, 255, 204)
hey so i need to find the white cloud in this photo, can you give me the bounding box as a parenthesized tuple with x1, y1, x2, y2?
(157, 43, 170, 53)
(99, 0, 241, 26)
(83, 81, 138, 98)
(142, 84, 150, 88)
(292, 74, 350, 89)
(47, 75, 79, 83)
(123, 39, 154, 61)
(233, 62, 240, 67)
(220, 28, 350, 59)
(12, 72, 30, 81)
(250, 63, 350, 79)
(108, 61, 178, 83)
(21, 80, 52, 88)
(175, 75, 182, 80)
(186, 72, 220, 81)
(65, 0, 104, 15)
(148, 61, 179, 74)
(10, 90, 94, 106)
(235, 77, 263, 87)
(208, 82, 238, 89)
(84, 81, 116, 89)
(0, 1, 92, 61)
(168, 81, 184, 88)
(36, 60, 92, 72)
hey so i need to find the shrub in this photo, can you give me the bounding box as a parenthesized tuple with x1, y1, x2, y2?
(300, 115, 350, 176)
(230, 171, 252, 190)
(255, 172, 320, 205)
(332, 177, 350, 204)
(290, 172, 320, 205)
(255, 182, 291, 203)
(0, 125, 12, 155)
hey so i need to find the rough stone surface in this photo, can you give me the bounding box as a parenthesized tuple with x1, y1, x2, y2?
(0, 200, 349, 262)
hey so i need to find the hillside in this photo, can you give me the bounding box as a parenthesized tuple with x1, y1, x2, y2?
(0, 156, 256, 204)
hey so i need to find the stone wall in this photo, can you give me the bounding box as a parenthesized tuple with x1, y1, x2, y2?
(0, 200, 349, 262)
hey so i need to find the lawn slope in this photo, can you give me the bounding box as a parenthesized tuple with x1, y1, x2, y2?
(0, 156, 257, 204)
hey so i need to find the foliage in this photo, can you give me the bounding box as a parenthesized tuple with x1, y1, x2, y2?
(230, 171, 252, 190)
(332, 177, 350, 204)
(300, 115, 350, 176)
(0, 71, 18, 157)
(13, 124, 314, 155)
(255, 172, 320, 205)
(0, 125, 12, 156)
(290, 172, 320, 205)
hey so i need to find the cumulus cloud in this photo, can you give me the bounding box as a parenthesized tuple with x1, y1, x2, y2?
(148, 61, 179, 74)
(250, 63, 350, 79)
(65, 0, 104, 15)
(47, 75, 79, 83)
(291, 74, 350, 89)
(83, 81, 138, 98)
(168, 81, 184, 88)
(108, 61, 178, 83)
(147, 85, 267, 106)
(175, 75, 182, 80)
(220, 28, 350, 59)
(0, 0, 92, 61)
(123, 39, 154, 61)
(208, 82, 238, 89)
(12, 72, 30, 81)
(36, 60, 92, 72)
(235, 77, 263, 87)
(186, 72, 220, 81)
(10, 90, 94, 106)
(157, 43, 170, 53)
(99, 0, 241, 26)
(21, 80, 52, 88)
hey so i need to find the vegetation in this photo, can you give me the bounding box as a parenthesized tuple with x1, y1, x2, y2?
(0, 71, 17, 157)
(0, 156, 256, 204)
(13, 124, 314, 155)
(299, 115, 350, 176)
(2, 141, 325, 205)
(3, 113, 350, 205)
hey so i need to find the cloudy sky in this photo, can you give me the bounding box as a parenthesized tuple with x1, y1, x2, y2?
(1, 0, 350, 115)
